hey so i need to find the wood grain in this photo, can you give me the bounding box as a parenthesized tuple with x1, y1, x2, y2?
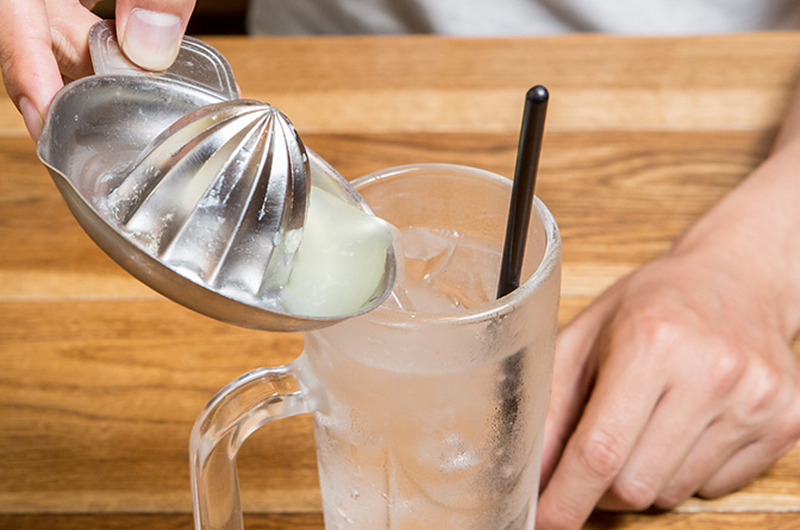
(2, 34, 800, 528)
(2, 512, 800, 530)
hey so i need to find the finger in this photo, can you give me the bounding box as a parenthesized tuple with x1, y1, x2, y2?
(596, 384, 712, 511)
(540, 297, 615, 487)
(654, 416, 754, 507)
(698, 434, 797, 499)
(691, 378, 800, 502)
(115, 0, 196, 70)
(596, 330, 743, 511)
(0, 0, 63, 139)
(655, 349, 800, 506)
(536, 336, 667, 529)
(46, 0, 101, 80)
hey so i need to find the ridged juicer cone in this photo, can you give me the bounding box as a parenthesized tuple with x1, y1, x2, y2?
(36, 21, 395, 331)
(99, 100, 309, 306)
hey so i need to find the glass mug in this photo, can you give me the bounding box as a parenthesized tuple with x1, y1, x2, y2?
(190, 164, 561, 529)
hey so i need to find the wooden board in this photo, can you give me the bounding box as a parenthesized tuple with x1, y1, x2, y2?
(2, 34, 800, 527)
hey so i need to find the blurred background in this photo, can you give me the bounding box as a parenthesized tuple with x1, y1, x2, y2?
(92, 0, 248, 35)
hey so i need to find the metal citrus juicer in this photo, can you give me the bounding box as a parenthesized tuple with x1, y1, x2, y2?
(36, 21, 395, 331)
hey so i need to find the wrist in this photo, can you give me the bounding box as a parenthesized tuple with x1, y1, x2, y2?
(670, 142, 800, 338)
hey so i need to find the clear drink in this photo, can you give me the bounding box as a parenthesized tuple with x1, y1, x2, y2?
(304, 165, 561, 529)
(190, 164, 561, 530)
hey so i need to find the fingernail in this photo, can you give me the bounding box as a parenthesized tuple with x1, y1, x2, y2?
(121, 8, 182, 71)
(19, 97, 43, 142)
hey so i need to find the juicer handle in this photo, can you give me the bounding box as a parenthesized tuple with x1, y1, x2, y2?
(190, 356, 317, 530)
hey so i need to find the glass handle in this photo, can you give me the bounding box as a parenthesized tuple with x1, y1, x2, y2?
(190, 356, 315, 530)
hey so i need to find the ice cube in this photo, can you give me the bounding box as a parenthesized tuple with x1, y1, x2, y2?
(402, 227, 456, 283)
(391, 227, 501, 312)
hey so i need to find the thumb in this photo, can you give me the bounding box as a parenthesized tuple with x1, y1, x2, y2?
(115, 0, 196, 71)
(0, 0, 68, 140)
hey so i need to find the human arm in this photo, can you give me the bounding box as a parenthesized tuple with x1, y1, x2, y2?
(0, 0, 195, 141)
(535, 85, 800, 529)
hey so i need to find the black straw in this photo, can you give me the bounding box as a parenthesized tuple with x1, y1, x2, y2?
(497, 85, 549, 299)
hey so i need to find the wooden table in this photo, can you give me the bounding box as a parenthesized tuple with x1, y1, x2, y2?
(2, 34, 800, 529)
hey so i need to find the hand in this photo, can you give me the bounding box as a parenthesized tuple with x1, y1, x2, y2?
(0, 0, 196, 141)
(535, 114, 800, 529)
